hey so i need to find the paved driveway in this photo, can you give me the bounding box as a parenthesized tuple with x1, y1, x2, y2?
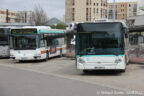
(0, 57, 143, 95)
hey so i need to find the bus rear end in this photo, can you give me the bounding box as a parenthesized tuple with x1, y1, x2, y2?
(76, 22, 128, 72)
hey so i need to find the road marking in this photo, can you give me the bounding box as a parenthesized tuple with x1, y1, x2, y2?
(0, 64, 143, 94)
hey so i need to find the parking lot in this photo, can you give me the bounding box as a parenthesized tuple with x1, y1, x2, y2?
(0, 57, 144, 93)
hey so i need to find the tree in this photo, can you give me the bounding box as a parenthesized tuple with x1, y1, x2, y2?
(56, 23, 66, 29)
(51, 23, 66, 29)
(31, 5, 48, 25)
(51, 25, 56, 29)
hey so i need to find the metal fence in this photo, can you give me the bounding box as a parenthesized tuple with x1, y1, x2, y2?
(129, 32, 144, 58)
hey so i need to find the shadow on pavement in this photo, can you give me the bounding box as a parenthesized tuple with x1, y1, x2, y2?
(61, 57, 75, 60)
(0, 57, 10, 59)
(81, 70, 123, 76)
(130, 63, 144, 69)
(130, 62, 144, 65)
(14, 56, 65, 64)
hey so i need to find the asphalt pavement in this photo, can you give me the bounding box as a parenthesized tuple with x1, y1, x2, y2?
(0, 65, 142, 96)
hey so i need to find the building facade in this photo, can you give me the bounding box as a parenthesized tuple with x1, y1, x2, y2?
(0, 9, 20, 23)
(65, 0, 108, 23)
(0, 9, 32, 23)
(108, 2, 139, 20)
(138, 0, 144, 15)
(18, 11, 33, 23)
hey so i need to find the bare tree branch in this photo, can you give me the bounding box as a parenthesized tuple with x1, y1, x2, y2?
(31, 4, 48, 25)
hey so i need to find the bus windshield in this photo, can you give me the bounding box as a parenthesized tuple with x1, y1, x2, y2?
(0, 29, 9, 45)
(12, 35, 37, 50)
(77, 23, 124, 55)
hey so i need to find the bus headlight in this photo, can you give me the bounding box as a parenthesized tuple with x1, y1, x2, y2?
(115, 58, 122, 63)
(78, 58, 85, 64)
(10, 51, 14, 55)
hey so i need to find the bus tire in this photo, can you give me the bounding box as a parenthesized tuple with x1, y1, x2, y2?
(121, 70, 126, 73)
(45, 52, 49, 61)
(60, 49, 63, 57)
(19, 60, 22, 63)
(119, 69, 126, 73)
(83, 70, 89, 73)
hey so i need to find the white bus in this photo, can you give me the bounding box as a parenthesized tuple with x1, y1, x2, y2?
(10, 26, 67, 61)
(0, 27, 10, 57)
(76, 22, 129, 73)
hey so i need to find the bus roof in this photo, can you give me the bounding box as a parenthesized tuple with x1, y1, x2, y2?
(78, 21, 128, 28)
(11, 26, 65, 34)
(77, 22, 127, 32)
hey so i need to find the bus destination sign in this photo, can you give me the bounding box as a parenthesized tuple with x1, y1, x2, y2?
(11, 29, 37, 34)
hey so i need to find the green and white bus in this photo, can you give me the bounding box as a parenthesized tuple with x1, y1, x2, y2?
(10, 26, 67, 61)
(76, 22, 129, 72)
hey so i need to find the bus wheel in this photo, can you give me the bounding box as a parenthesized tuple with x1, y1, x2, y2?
(60, 49, 63, 57)
(19, 60, 23, 63)
(83, 70, 89, 73)
(119, 69, 126, 73)
(46, 52, 49, 61)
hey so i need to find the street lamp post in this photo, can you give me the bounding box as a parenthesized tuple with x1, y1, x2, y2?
(113, 0, 116, 21)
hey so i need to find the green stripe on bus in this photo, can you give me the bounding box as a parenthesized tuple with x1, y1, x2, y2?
(38, 30, 65, 34)
(76, 55, 125, 57)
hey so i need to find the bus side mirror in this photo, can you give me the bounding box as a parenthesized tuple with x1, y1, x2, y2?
(123, 28, 129, 38)
(74, 25, 77, 31)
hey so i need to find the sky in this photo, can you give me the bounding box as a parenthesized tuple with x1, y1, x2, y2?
(0, 0, 143, 21)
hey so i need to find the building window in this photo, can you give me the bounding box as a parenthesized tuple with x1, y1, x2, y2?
(90, 0, 91, 5)
(121, 9, 124, 12)
(121, 14, 124, 17)
(89, 8, 91, 21)
(110, 5, 112, 9)
(86, 8, 88, 21)
(72, 8, 75, 21)
(121, 5, 124, 8)
(101, 8, 102, 18)
(72, 13, 75, 21)
(86, 0, 88, 5)
(72, 0, 75, 5)
(93, 8, 96, 16)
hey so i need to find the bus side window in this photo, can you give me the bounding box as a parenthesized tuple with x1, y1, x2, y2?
(40, 34, 45, 47)
(46, 38, 53, 47)
(10, 37, 13, 49)
(64, 36, 67, 44)
(52, 39, 59, 46)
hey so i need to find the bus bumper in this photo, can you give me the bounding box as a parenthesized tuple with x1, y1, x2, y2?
(10, 55, 42, 61)
(77, 62, 126, 70)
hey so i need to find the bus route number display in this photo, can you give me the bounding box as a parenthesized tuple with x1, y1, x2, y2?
(11, 29, 37, 34)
